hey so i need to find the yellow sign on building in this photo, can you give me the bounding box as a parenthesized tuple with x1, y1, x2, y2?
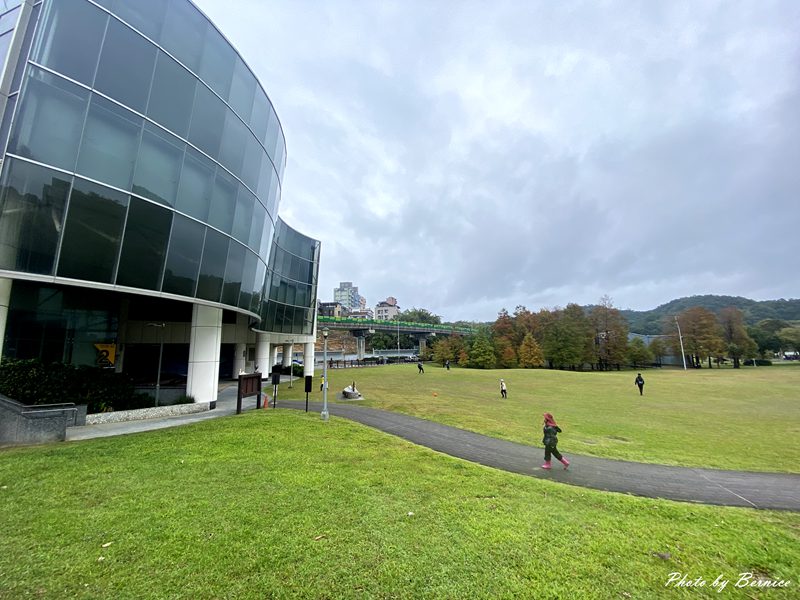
(94, 343, 116, 367)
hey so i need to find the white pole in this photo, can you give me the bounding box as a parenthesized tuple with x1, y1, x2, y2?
(675, 316, 687, 370)
(321, 328, 329, 421)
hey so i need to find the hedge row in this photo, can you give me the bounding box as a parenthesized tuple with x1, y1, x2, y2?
(0, 358, 151, 414)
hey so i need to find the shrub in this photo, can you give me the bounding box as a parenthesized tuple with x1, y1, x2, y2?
(744, 358, 772, 366)
(0, 358, 139, 413)
(174, 394, 195, 405)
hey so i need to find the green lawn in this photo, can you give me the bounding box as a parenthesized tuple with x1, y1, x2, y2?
(1, 411, 798, 599)
(280, 364, 800, 472)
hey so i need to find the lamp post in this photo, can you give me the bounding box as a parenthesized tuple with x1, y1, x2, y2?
(321, 327, 329, 421)
(396, 318, 400, 361)
(286, 339, 293, 388)
(146, 322, 165, 406)
(675, 316, 687, 371)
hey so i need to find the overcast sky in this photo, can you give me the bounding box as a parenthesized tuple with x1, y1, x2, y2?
(193, 0, 800, 323)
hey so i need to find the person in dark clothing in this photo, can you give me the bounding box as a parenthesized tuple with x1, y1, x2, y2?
(541, 412, 569, 470)
(417, 361, 424, 374)
(634, 373, 645, 395)
(445, 360, 450, 370)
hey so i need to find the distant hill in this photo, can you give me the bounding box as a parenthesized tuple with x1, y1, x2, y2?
(620, 295, 800, 334)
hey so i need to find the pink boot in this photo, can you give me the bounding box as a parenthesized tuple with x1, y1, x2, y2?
(541, 460, 552, 470)
(560, 457, 570, 470)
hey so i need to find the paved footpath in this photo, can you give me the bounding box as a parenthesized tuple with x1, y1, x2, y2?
(68, 388, 800, 511)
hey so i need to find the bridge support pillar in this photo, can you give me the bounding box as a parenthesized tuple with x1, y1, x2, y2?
(351, 329, 372, 360)
(415, 333, 434, 358)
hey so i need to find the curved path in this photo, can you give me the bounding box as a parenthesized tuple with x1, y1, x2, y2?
(68, 388, 800, 511)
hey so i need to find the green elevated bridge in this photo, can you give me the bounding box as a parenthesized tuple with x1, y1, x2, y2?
(316, 316, 475, 358)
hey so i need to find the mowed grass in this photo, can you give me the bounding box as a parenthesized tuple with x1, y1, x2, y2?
(281, 364, 800, 472)
(1, 411, 798, 599)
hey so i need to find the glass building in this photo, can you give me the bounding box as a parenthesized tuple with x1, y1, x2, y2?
(0, 0, 320, 406)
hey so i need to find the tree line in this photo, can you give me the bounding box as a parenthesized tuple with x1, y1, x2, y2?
(426, 298, 800, 370)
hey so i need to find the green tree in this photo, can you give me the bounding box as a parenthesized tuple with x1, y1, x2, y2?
(719, 307, 757, 368)
(432, 335, 466, 366)
(748, 319, 790, 358)
(778, 326, 800, 353)
(627, 337, 653, 368)
(669, 307, 724, 368)
(648, 337, 668, 366)
(399, 308, 441, 324)
(518, 333, 545, 368)
(542, 305, 590, 369)
(589, 296, 629, 370)
(468, 331, 496, 369)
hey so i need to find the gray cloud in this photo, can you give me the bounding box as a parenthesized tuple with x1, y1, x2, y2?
(195, 0, 800, 321)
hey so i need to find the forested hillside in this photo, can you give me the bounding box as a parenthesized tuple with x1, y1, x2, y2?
(621, 296, 800, 334)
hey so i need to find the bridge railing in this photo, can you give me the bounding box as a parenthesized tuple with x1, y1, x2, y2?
(317, 316, 474, 335)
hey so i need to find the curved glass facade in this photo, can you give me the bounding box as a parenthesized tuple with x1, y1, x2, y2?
(264, 218, 320, 334)
(0, 0, 318, 336)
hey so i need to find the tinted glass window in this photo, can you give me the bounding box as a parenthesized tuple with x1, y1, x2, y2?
(10, 2, 39, 93)
(208, 169, 236, 234)
(0, 93, 16, 155)
(259, 216, 274, 260)
(77, 95, 142, 190)
(0, 30, 12, 66)
(104, 0, 167, 41)
(265, 106, 280, 163)
(116, 197, 171, 289)
(147, 52, 195, 138)
(160, 0, 205, 72)
(175, 147, 214, 222)
(232, 185, 254, 245)
(248, 200, 265, 254)
(57, 178, 128, 282)
(221, 240, 245, 306)
(198, 26, 234, 99)
(32, 0, 107, 85)
(256, 152, 274, 204)
(251, 259, 266, 313)
(9, 67, 89, 172)
(219, 110, 247, 177)
(266, 172, 279, 218)
(275, 129, 286, 180)
(0, 158, 70, 274)
(240, 134, 261, 192)
(249, 90, 269, 143)
(132, 123, 184, 206)
(238, 250, 257, 311)
(94, 18, 157, 114)
(196, 227, 228, 302)
(188, 84, 225, 158)
(228, 57, 255, 122)
(0, 6, 19, 34)
(162, 214, 203, 296)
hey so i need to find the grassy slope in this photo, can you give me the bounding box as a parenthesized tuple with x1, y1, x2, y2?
(281, 364, 800, 472)
(1, 412, 798, 599)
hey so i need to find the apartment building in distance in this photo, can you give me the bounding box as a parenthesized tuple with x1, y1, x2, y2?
(375, 297, 400, 321)
(333, 281, 363, 312)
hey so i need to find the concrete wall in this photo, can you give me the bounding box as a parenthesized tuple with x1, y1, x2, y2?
(0, 394, 78, 446)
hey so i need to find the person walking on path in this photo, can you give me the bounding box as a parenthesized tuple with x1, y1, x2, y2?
(634, 373, 645, 396)
(500, 379, 507, 398)
(418, 361, 424, 374)
(541, 412, 569, 470)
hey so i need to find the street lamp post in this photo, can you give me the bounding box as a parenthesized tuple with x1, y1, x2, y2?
(675, 316, 687, 370)
(286, 339, 293, 388)
(321, 327, 329, 421)
(146, 322, 165, 406)
(396, 319, 400, 361)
